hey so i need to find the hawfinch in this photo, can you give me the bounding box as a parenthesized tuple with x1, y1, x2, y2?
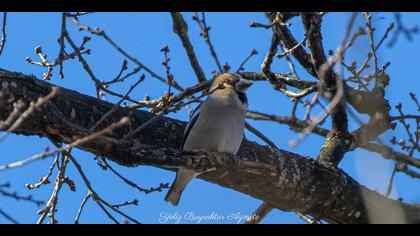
(165, 73, 253, 206)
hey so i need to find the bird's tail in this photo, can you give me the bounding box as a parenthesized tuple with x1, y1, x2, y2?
(165, 169, 199, 206)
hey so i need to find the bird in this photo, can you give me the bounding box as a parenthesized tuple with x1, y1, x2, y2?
(164, 73, 253, 206)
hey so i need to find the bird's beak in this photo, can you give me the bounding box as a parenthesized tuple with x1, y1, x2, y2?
(235, 78, 253, 92)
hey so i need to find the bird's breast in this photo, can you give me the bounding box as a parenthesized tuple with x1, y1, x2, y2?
(183, 107, 245, 155)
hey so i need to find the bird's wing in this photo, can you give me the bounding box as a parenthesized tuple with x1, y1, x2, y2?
(180, 103, 202, 150)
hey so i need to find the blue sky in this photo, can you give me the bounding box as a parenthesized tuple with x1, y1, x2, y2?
(0, 12, 419, 224)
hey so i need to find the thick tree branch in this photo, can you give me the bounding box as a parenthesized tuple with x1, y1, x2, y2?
(1, 68, 419, 224)
(300, 12, 351, 166)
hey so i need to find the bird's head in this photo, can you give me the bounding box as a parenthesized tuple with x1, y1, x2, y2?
(209, 73, 253, 108)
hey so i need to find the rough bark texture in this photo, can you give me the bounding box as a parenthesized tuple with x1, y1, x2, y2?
(1, 68, 419, 224)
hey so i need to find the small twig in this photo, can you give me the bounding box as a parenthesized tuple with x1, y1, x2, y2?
(409, 92, 420, 111)
(36, 143, 68, 224)
(0, 208, 19, 224)
(261, 32, 280, 74)
(281, 42, 301, 80)
(0, 148, 55, 171)
(290, 98, 299, 120)
(0, 12, 7, 56)
(276, 22, 314, 60)
(68, 15, 183, 91)
(289, 78, 344, 148)
(376, 23, 394, 51)
(281, 84, 318, 99)
(95, 201, 120, 224)
(57, 13, 66, 79)
(90, 75, 145, 131)
(59, 117, 130, 153)
(65, 151, 141, 224)
(111, 199, 139, 209)
(103, 59, 129, 85)
(395, 103, 417, 151)
(396, 163, 420, 179)
(390, 115, 420, 122)
(34, 116, 130, 222)
(74, 192, 91, 224)
(26, 151, 60, 190)
(343, 27, 366, 52)
(50, 134, 141, 224)
(126, 78, 212, 110)
(363, 142, 420, 169)
(363, 12, 379, 86)
(245, 122, 278, 149)
(386, 164, 398, 196)
(63, 25, 173, 106)
(249, 21, 274, 29)
(246, 109, 329, 137)
(101, 158, 169, 194)
(192, 12, 223, 74)
(236, 49, 258, 72)
(0, 189, 44, 206)
(26, 38, 91, 81)
(388, 12, 419, 48)
(65, 12, 93, 17)
(160, 44, 175, 95)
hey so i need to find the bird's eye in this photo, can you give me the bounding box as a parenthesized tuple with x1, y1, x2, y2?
(223, 79, 233, 85)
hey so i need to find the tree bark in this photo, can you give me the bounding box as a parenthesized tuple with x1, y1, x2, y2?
(0, 68, 419, 224)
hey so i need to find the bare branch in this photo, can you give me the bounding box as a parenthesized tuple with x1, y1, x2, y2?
(265, 12, 318, 78)
(300, 12, 350, 166)
(0, 12, 7, 56)
(192, 12, 223, 74)
(388, 12, 419, 48)
(101, 157, 169, 194)
(247, 110, 420, 169)
(170, 12, 207, 83)
(67, 15, 183, 91)
(0, 208, 19, 224)
(0, 188, 44, 206)
(236, 49, 258, 73)
(0, 148, 55, 171)
(74, 192, 91, 224)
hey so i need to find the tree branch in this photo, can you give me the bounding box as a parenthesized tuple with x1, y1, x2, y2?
(300, 12, 350, 166)
(1, 68, 419, 224)
(170, 12, 207, 83)
(265, 12, 318, 78)
(0, 12, 7, 57)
